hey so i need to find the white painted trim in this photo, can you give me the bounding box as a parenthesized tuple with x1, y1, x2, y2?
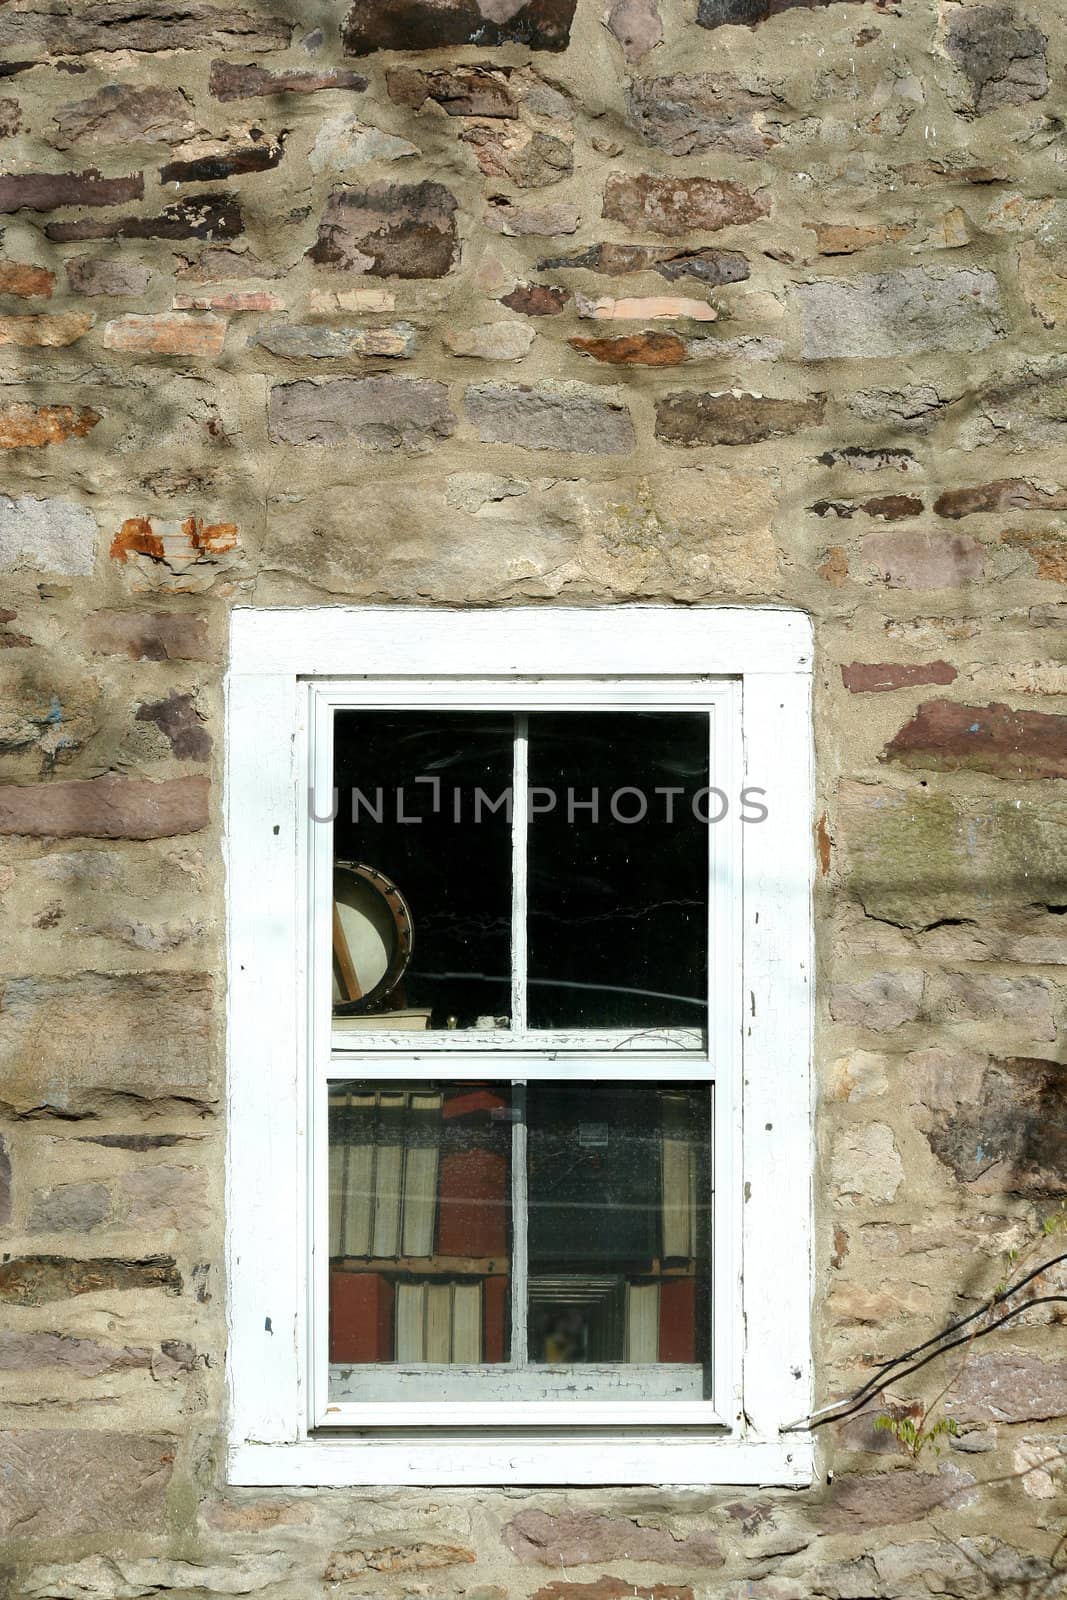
(230, 605, 813, 679)
(230, 1436, 815, 1488)
(225, 606, 815, 1484)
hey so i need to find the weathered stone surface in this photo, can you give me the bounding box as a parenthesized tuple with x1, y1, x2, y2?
(807, 221, 910, 256)
(0, 2, 290, 56)
(202, 1499, 313, 1531)
(830, 1122, 904, 1203)
(29, 1182, 111, 1232)
(51, 86, 195, 148)
(532, 1580, 693, 1600)
(576, 293, 715, 321)
(798, 268, 1003, 360)
(1002, 527, 1067, 580)
(0, 1331, 193, 1377)
(819, 1466, 975, 1532)
(104, 313, 227, 355)
(0, 403, 99, 449)
(571, 332, 687, 366)
(811, 494, 923, 521)
(487, 198, 580, 236)
(625, 74, 778, 157)
(160, 135, 284, 184)
(1018, 241, 1067, 329)
(0, 972, 215, 1113)
(209, 61, 367, 100)
(935, 478, 1067, 518)
(0, 1135, 10, 1225)
(949, 1352, 1067, 1423)
(925, 971, 1054, 1038)
(655, 391, 824, 446)
(465, 383, 635, 454)
(603, 174, 769, 234)
(269, 377, 454, 449)
(388, 64, 516, 116)
(24, 1555, 292, 1599)
(607, 0, 661, 60)
(46, 193, 242, 244)
(862, 531, 985, 589)
(308, 181, 458, 278)
(842, 661, 957, 693)
(943, 4, 1048, 114)
(0, 312, 93, 347)
(342, 0, 577, 56)
(136, 689, 211, 760)
(540, 242, 750, 285)
(120, 1164, 209, 1230)
(176, 289, 282, 311)
(0, 261, 55, 297)
(66, 257, 152, 296)
(325, 1546, 476, 1578)
(0, 1257, 180, 1305)
(255, 321, 415, 359)
(461, 123, 572, 188)
(0, 493, 97, 575)
(0, 1431, 175, 1536)
(501, 282, 569, 315)
(829, 970, 923, 1032)
(504, 1511, 723, 1568)
(698, 0, 880, 25)
(0, 775, 209, 839)
(445, 322, 536, 360)
(310, 115, 418, 173)
(110, 516, 240, 587)
(0, 98, 22, 137)
(838, 781, 1067, 928)
(884, 700, 1067, 781)
(911, 1049, 1067, 1193)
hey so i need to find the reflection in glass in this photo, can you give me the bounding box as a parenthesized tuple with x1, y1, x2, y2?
(527, 1084, 710, 1365)
(526, 713, 709, 1031)
(328, 1082, 512, 1367)
(332, 713, 513, 1031)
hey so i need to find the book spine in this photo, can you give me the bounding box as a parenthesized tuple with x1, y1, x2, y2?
(437, 1148, 508, 1258)
(658, 1276, 697, 1363)
(329, 1269, 395, 1363)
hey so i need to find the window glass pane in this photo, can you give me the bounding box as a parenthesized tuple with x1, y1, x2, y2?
(527, 1083, 710, 1369)
(328, 1081, 513, 1384)
(332, 713, 512, 1031)
(526, 713, 709, 1031)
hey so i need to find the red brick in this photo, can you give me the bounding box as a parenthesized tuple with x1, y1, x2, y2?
(883, 699, 1067, 779)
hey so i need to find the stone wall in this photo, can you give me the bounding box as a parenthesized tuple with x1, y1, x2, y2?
(1, 0, 1066, 1592)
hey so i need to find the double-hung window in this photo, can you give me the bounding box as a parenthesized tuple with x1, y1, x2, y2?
(226, 606, 814, 1486)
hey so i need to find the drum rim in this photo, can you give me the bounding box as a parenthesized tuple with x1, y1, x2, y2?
(332, 860, 414, 1015)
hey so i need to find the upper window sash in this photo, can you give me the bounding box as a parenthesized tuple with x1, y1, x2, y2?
(308, 680, 740, 1059)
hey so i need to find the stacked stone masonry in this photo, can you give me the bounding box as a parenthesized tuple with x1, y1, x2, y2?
(0, 0, 1066, 1592)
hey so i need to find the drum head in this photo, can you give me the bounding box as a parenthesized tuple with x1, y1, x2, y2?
(332, 862, 414, 1014)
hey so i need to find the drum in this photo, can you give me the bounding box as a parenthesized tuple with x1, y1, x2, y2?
(332, 862, 414, 1014)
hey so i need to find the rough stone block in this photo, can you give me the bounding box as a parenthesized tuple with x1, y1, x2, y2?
(625, 74, 778, 157)
(444, 322, 536, 360)
(819, 1466, 975, 1532)
(308, 181, 458, 278)
(504, 1510, 723, 1567)
(51, 84, 194, 147)
(269, 376, 455, 449)
(949, 1352, 1067, 1423)
(465, 383, 635, 453)
(942, 4, 1048, 114)
(924, 971, 1054, 1039)
(571, 332, 686, 366)
(0, 260, 54, 297)
(829, 971, 924, 1032)
(603, 174, 769, 234)
(103, 312, 227, 355)
(29, 1182, 112, 1232)
(884, 699, 1067, 780)
(842, 662, 957, 693)
(698, 0, 879, 24)
(0, 775, 209, 840)
(934, 478, 1067, 518)
(0, 971, 216, 1114)
(797, 269, 1003, 360)
(255, 321, 416, 359)
(539, 243, 749, 285)
(0, 493, 97, 575)
(0, 402, 99, 449)
(655, 390, 824, 446)
(0, 312, 93, 347)
(342, 0, 577, 56)
(45, 194, 242, 244)
(0, 1256, 181, 1306)
(84, 610, 212, 662)
(910, 1048, 1067, 1193)
(0, 1, 291, 55)
(0, 170, 143, 213)
(209, 61, 367, 99)
(838, 781, 1067, 928)
(65, 257, 152, 296)
(0, 1430, 175, 1536)
(861, 531, 984, 589)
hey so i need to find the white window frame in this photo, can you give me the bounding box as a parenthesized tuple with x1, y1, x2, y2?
(226, 605, 814, 1487)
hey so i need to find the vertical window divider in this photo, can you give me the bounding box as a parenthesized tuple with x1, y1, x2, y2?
(511, 713, 529, 1038)
(510, 1081, 529, 1369)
